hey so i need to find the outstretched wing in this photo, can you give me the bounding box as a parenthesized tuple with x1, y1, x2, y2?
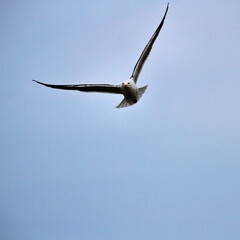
(131, 3, 169, 83)
(33, 80, 122, 94)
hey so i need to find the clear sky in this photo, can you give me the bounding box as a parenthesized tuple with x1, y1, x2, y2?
(1, 0, 240, 239)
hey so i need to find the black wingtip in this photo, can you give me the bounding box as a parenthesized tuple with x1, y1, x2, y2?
(32, 79, 46, 86)
(165, 3, 169, 17)
(160, 3, 169, 24)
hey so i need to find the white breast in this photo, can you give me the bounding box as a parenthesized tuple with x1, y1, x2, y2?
(121, 79, 138, 103)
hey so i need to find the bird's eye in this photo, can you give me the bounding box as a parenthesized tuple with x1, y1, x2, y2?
(128, 82, 130, 84)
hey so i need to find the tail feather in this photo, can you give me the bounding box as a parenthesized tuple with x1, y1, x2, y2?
(116, 98, 133, 108)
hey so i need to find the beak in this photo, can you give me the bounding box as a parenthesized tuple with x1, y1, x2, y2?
(123, 83, 127, 88)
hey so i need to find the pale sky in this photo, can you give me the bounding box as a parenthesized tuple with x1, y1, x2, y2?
(1, 1, 240, 239)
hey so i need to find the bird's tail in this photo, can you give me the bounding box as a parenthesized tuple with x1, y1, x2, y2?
(115, 98, 133, 108)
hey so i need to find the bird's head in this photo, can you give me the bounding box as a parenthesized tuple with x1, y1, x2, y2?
(122, 80, 131, 88)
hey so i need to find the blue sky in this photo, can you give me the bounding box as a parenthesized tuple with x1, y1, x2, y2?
(1, 0, 240, 239)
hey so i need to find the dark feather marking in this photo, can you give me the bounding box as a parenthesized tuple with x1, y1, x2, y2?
(131, 3, 169, 83)
(33, 80, 122, 94)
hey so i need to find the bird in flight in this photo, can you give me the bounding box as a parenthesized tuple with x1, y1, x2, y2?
(33, 3, 169, 108)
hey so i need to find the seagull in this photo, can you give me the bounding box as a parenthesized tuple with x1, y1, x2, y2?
(33, 3, 169, 108)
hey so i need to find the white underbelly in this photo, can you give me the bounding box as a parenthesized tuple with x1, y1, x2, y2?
(122, 88, 138, 103)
